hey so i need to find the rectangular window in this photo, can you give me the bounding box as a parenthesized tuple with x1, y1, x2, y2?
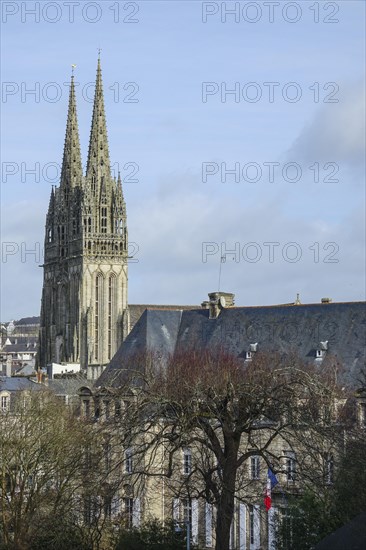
(325, 453, 334, 484)
(1, 395, 9, 412)
(124, 497, 134, 528)
(182, 498, 192, 531)
(104, 497, 112, 519)
(103, 442, 111, 470)
(250, 456, 260, 480)
(83, 399, 90, 418)
(83, 496, 99, 525)
(125, 448, 133, 474)
(249, 504, 260, 549)
(115, 400, 121, 418)
(249, 505, 254, 545)
(183, 448, 192, 475)
(284, 451, 296, 482)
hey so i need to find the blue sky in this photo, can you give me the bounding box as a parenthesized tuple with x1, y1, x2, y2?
(1, 0, 365, 320)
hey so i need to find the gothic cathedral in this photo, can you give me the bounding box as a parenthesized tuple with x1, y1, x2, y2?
(38, 59, 129, 372)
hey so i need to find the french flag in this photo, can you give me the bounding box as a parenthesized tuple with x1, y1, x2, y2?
(264, 468, 279, 511)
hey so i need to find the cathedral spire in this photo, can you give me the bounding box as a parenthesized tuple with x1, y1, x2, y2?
(117, 171, 124, 201)
(60, 71, 83, 189)
(86, 57, 111, 181)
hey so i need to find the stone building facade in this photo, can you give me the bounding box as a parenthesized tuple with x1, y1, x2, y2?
(38, 59, 128, 372)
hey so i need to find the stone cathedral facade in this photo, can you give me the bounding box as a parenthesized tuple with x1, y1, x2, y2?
(38, 59, 128, 373)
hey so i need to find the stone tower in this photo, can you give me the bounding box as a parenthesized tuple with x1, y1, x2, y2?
(38, 59, 128, 375)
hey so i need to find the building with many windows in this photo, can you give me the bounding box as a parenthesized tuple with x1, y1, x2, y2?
(77, 292, 365, 549)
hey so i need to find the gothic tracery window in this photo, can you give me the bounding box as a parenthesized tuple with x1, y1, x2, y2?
(108, 274, 116, 358)
(101, 207, 107, 234)
(94, 273, 104, 361)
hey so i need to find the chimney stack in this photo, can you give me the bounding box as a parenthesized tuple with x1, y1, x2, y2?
(6, 356, 12, 377)
(206, 292, 235, 319)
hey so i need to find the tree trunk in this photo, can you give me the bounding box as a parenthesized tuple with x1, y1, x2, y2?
(215, 438, 239, 550)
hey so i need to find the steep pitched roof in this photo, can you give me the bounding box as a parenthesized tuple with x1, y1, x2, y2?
(128, 304, 196, 332)
(0, 377, 41, 392)
(97, 309, 183, 387)
(97, 301, 366, 389)
(14, 317, 40, 326)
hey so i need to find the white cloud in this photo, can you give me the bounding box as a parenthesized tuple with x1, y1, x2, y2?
(287, 81, 365, 169)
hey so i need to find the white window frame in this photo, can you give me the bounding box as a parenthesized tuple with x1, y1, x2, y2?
(183, 447, 192, 476)
(284, 451, 296, 482)
(132, 497, 141, 528)
(249, 504, 260, 549)
(250, 456, 260, 480)
(1, 394, 9, 412)
(125, 448, 133, 474)
(205, 502, 213, 548)
(239, 503, 246, 550)
(124, 497, 134, 528)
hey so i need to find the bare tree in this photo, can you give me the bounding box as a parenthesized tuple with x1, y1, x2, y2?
(115, 349, 349, 550)
(0, 388, 107, 549)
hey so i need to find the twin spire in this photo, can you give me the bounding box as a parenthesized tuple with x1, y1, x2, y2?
(60, 73, 83, 188)
(60, 58, 111, 190)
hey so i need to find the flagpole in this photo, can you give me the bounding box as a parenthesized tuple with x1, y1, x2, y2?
(218, 254, 225, 291)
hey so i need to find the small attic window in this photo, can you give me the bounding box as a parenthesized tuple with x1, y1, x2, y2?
(246, 343, 258, 360)
(316, 341, 328, 359)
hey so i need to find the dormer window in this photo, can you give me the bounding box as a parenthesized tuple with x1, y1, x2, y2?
(246, 343, 258, 360)
(316, 341, 328, 360)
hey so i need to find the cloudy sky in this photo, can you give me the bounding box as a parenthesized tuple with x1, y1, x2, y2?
(1, 0, 365, 321)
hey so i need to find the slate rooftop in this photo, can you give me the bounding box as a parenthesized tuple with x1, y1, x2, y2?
(97, 299, 366, 389)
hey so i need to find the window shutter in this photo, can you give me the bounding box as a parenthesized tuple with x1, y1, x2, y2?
(191, 498, 199, 544)
(173, 498, 180, 522)
(132, 497, 141, 528)
(268, 506, 276, 550)
(239, 503, 246, 550)
(253, 505, 260, 549)
(205, 502, 213, 547)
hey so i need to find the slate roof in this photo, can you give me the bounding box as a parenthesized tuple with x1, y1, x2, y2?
(129, 304, 196, 332)
(97, 301, 366, 389)
(48, 377, 92, 396)
(0, 377, 41, 392)
(14, 317, 40, 326)
(2, 344, 37, 353)
(15, 364, 36, 376)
